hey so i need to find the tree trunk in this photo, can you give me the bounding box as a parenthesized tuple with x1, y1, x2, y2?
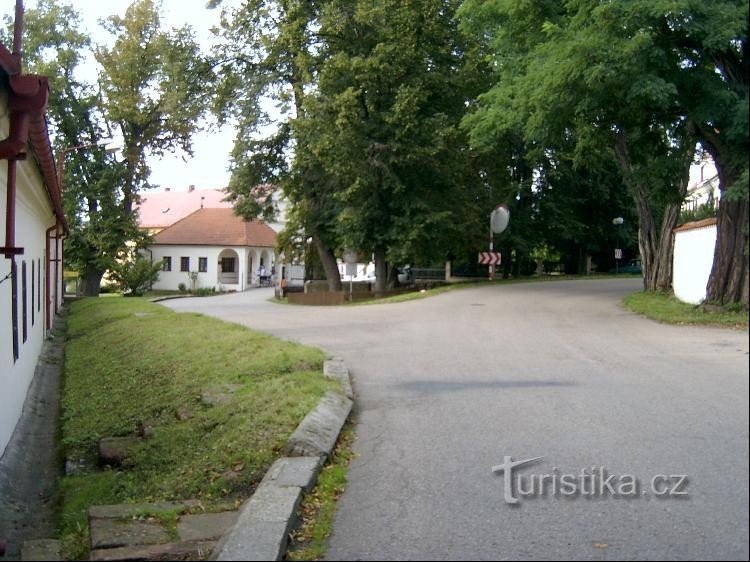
(82, 264, 104, 297)
(614, 130, 689, 292)
(702, 143, 749, 306)
(705, 195, 749, 305)
(312, 235, 342, 292)
(373, 247, 387, 293)
(386, 264, 398, 289)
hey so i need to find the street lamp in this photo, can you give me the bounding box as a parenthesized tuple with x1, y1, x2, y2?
(612, 217, 624, 274)
(56, 138, 121, 188)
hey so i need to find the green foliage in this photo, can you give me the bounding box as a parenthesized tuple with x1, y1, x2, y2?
(11, 0, 211, 295)
(679, 200, 717, 225)
(194, 287, 216, 297)
(109, 255, 162, 296)
(287, 424, 355, 561)
(624, 291, 748, 327)
(96, 0, 212, 204)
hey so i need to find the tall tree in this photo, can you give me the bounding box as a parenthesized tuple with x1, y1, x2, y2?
(657, 1, 749, 305)
(459, 0, 699, 292)
(13, 0, 212, 295)
(6, 0, 139, 295)
(302, 0, 488, 292)
(459, 0, 747, 303)
(96, 0, 212, 216)
(212, 0, 344, 291)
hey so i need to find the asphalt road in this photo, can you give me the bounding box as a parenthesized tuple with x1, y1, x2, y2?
(162, 279, 749, 561)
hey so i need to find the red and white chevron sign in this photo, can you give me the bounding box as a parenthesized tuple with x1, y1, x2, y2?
(478, 251, 502, 265)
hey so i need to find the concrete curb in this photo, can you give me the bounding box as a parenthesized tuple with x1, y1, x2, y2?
(213, 359, 354, 561)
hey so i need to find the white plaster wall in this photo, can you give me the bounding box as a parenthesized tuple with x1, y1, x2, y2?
(149, 245, 223, 291)
(673, 225, 717, 305)
(0, 138, 58, 457)
(149, 246, 275, 291)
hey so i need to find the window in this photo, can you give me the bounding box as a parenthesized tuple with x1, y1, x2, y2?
(180, 257, 190, 272)
(11, 261, 19, 361)
(22, 261, 28, 343)
(31, 260, 35, 327)
(221, 257, 235, 273)
(199, 257, 208, 272)
(37, 258, 41, 312)
(162, 257, 172, 271)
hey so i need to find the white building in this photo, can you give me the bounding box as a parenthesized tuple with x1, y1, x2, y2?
(684, 154, 720, 212)
(136, 184, 289, 234)
(1, 49, 66, 456)
(149, 208, 277, 292)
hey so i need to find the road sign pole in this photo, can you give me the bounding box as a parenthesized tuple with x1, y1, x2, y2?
(489, 216, 494, 281)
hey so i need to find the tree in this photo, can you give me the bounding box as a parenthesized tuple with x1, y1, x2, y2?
(212, 0, 344, 291)
(659, 1, 748, 305)
(6, 0, 139, 295)
(459, 0, 748, 303)
(96, 0, 212, 216)
(301, 0, 490, 292)
(14, 0, 212, 296)
(459, 0, 700, 292)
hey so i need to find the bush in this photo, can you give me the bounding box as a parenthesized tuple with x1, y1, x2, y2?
(194, 287, 216, 297)
(178, 282, 187, 293)
(109, 255, 162, 297)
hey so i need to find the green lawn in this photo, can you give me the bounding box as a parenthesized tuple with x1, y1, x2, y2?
(623, 291, 748, 328)
(59, 297, 334, 559)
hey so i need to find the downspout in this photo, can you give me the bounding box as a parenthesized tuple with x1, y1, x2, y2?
(45, 224, 56, 331)
(54, 223, 60, 314)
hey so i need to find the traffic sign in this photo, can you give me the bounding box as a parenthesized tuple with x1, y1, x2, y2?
(478, 251, 502, 265)
(615, 248, 623, 260)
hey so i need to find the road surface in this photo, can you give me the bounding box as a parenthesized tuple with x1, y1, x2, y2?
(163, 279, 749, 561)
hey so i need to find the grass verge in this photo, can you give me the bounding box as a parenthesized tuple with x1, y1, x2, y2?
(351, 274, 641, 306)
(59, 297, 335, 559)
(287, 424, 356, 561)
(623, 291, 748, 328)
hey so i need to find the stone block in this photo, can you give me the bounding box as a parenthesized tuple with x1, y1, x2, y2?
(283, 391, 352, 459)
(260, 457, 322, 493)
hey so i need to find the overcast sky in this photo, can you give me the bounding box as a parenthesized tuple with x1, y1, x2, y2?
(16, 0, 242, 192)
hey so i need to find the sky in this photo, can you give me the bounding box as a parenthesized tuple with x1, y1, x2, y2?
(16, 0, 242, 193)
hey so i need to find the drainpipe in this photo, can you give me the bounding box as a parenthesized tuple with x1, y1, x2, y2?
(2, 158, 24, 259)
(45, 223, 56, 331)
(54, 223, 60, 313)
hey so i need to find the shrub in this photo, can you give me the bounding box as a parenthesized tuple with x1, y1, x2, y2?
(109, 255, 162, 297)
(178, 283, 187, 293)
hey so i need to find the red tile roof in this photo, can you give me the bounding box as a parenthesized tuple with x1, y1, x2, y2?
(136, 188, 232, 229)
(673, 217, 718, 233)
(153, 208, 277, 248)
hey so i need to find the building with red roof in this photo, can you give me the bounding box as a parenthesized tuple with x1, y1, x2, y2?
(149, 208, 277, 292)
(135, 186, 232, 233)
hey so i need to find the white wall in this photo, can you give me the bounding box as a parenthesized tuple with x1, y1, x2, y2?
(673, 223, 717, 305)
(0, 139, 58, 457)
(149, 245, 275, 291)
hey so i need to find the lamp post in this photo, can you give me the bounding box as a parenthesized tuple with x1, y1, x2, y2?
(612, 217, 624, 274)
(56, 138, 120, 188)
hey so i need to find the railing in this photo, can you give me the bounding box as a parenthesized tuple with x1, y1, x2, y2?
(411, 268, 445, 281)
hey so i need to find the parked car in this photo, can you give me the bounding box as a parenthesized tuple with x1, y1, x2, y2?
(397, 266, 412, 285)
(610, 259, 642, 274)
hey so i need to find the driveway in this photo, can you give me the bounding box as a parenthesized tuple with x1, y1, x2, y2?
(162, 279, 749, 560)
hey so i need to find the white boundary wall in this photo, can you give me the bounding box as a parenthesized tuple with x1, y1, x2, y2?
(673, 221, 717, 305)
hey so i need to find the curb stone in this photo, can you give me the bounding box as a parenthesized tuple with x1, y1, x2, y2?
(213, 359, 354, 561)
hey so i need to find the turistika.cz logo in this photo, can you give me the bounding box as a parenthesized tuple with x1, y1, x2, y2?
(491, 456, 689, 504)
